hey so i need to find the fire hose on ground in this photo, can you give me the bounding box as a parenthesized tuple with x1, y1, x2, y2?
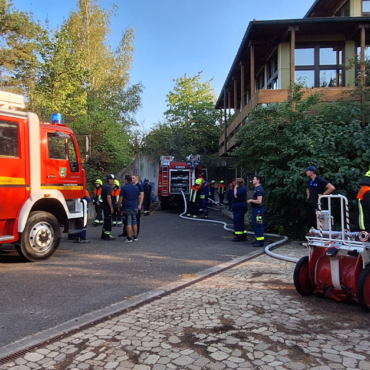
(179, 191, 295, 263)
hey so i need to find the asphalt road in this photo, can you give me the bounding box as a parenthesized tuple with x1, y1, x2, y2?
(0, 205, 262, 349)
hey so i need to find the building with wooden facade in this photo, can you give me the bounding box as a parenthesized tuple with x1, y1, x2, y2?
(217, 0, 370, 156)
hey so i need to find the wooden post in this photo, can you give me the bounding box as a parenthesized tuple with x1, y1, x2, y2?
(289, 26, 297, 111)
(240, 62, 245, 110)
(360, 24, 366, 126)
(233, 79, 238, 114)
(250, 44, 255, 96)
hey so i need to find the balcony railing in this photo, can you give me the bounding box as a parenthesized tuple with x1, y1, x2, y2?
(219, 87, 364, 156)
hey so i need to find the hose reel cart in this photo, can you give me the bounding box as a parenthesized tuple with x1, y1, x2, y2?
(294, 195, 370, 312)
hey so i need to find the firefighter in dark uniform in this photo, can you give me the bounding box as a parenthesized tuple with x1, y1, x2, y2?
(143, 179, 152, 215)
(218, 180, 226, 205)
(101, 174, 115, 240)
(357, 170, 370, 232)
(210, 180, 216, 203)
(92, 179, 103, 225)
(200, 180, 209, 219)
(247, 174, 265, 247)
(187, 178, 203, 218)
(112, 179, 121, 226)
(232, 178, 248, 242)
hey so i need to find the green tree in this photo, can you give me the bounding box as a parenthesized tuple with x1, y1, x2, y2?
(234, 86, 370, 238)
(143, 72, 220, 161)
(0, 0, 43, 94)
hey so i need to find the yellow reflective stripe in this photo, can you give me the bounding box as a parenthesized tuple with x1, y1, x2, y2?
(41, 185, 83, 191)
(0, 176, 25, 185)
(359, 200, 365, 230)
(256, 237, 265, 241)
(235, 231, 244, 235)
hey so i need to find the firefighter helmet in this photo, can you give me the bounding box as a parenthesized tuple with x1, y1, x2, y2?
(114, 179, 120, 187)
(220, 180, 225, 184)
(95, 179, 103, 186)
(211, 180, 215, 184)
(195, 178, 203, 185)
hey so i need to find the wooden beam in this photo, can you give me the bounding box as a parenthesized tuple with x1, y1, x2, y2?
(250, 45, 255, 95)
(233, 79, 238, 114)
(240, 62, 245, 110)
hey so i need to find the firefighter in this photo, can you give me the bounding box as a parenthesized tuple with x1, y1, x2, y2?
(92, 179, 103, 226)
(247, 174, 265, 247)
(101, 174, 115, 240)
(187, 178, 203, 218)
(209, 180, 216, 203)
(112, 179, 121, 226)
(227, 182, 235, 211)
(143, 179, 152, 215)
(232, 178, 248, 242)
(218, 180, 226, 205)
(357, 170, 370, 232)
(200, 180, 209, 219)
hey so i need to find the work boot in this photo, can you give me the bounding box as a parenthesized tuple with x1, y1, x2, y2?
(103, 233, 115, 241)
(253, 242, 264, 247)
(232, 235, 243, 242)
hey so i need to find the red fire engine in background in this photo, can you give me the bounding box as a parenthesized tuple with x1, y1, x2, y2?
(158, 154, 206, 210)
(0, 91, 89, 261)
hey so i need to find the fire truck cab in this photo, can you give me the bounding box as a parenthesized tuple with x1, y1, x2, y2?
(0, 91, 88, 261)
(158, 154, 204, 210)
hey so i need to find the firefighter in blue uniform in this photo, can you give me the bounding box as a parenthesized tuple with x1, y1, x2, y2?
(187, 178, 203, 218)
(248, 174, 265, 247)
(232, 178, 248, 242)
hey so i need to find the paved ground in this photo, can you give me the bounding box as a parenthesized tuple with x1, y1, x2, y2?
(1, 243, 370, 370)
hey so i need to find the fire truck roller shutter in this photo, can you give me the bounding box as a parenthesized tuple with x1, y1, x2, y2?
(16, 211, 61, 261)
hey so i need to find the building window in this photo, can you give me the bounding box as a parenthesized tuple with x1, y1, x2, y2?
(0, 120, 19, 157)
(266, 53, 278, 89)
(363, 0, 370, 15)
(295, 44, 344, 87)
(335, 0, 350, 16)
(256, 68, 265, 90)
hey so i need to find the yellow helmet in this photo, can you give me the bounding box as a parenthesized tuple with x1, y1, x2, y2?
(195, 178, 203, 185)
(220, 180, 224, 184)
(95, 179, 103, 186)
(114, 179, 120, 187)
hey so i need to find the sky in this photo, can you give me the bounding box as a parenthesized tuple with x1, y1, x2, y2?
(12, 0, 315, 130)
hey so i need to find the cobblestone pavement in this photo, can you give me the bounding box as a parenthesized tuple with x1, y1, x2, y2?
(1, 244, 370, 370)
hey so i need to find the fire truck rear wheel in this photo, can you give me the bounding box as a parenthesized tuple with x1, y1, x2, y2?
(293, 256, 315, 296)
(18, 211, 61, 261)
(357, 265, 370, 312)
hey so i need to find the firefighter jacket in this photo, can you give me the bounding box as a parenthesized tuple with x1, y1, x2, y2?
(189, 185, 201, 203)
(200, 183, 209, 200)
(111, 187, 121, 209)
(218, 183, 226, 195)
(357, 185, 370, 231)
(93, 187, 102, 205)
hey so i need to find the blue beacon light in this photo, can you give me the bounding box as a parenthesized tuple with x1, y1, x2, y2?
(51, 113, 63, 124)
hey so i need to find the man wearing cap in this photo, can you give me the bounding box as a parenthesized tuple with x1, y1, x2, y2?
(306, 166, 335, 229)
(101, 174, 116, 240)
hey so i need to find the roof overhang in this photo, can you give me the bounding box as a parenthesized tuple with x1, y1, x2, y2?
(304, 0, 347, 18)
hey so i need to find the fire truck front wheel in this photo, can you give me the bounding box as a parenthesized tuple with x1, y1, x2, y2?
(18, 211, 61, 261)
(357, 265, 370, 312)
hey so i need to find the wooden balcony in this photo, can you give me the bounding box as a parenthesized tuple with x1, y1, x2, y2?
(219, 86, 364, 156)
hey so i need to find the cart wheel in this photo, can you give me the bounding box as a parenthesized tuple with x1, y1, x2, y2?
(293, 256, 315, 296)
(357, 265, 370, 313)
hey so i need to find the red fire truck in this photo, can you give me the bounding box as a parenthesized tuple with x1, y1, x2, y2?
(0, 91, 88, 261)
(158, 154, 205, 210)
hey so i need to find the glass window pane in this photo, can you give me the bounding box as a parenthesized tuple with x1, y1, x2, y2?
(320, 47, 341, 65)
(48, 133, 67, 160)
(295, 48, 314, 66)
(0, 120, 19, 157)
(320, 70, 342, 87)
(363, 0, 370, 13)
(295, 70, 315, 87)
